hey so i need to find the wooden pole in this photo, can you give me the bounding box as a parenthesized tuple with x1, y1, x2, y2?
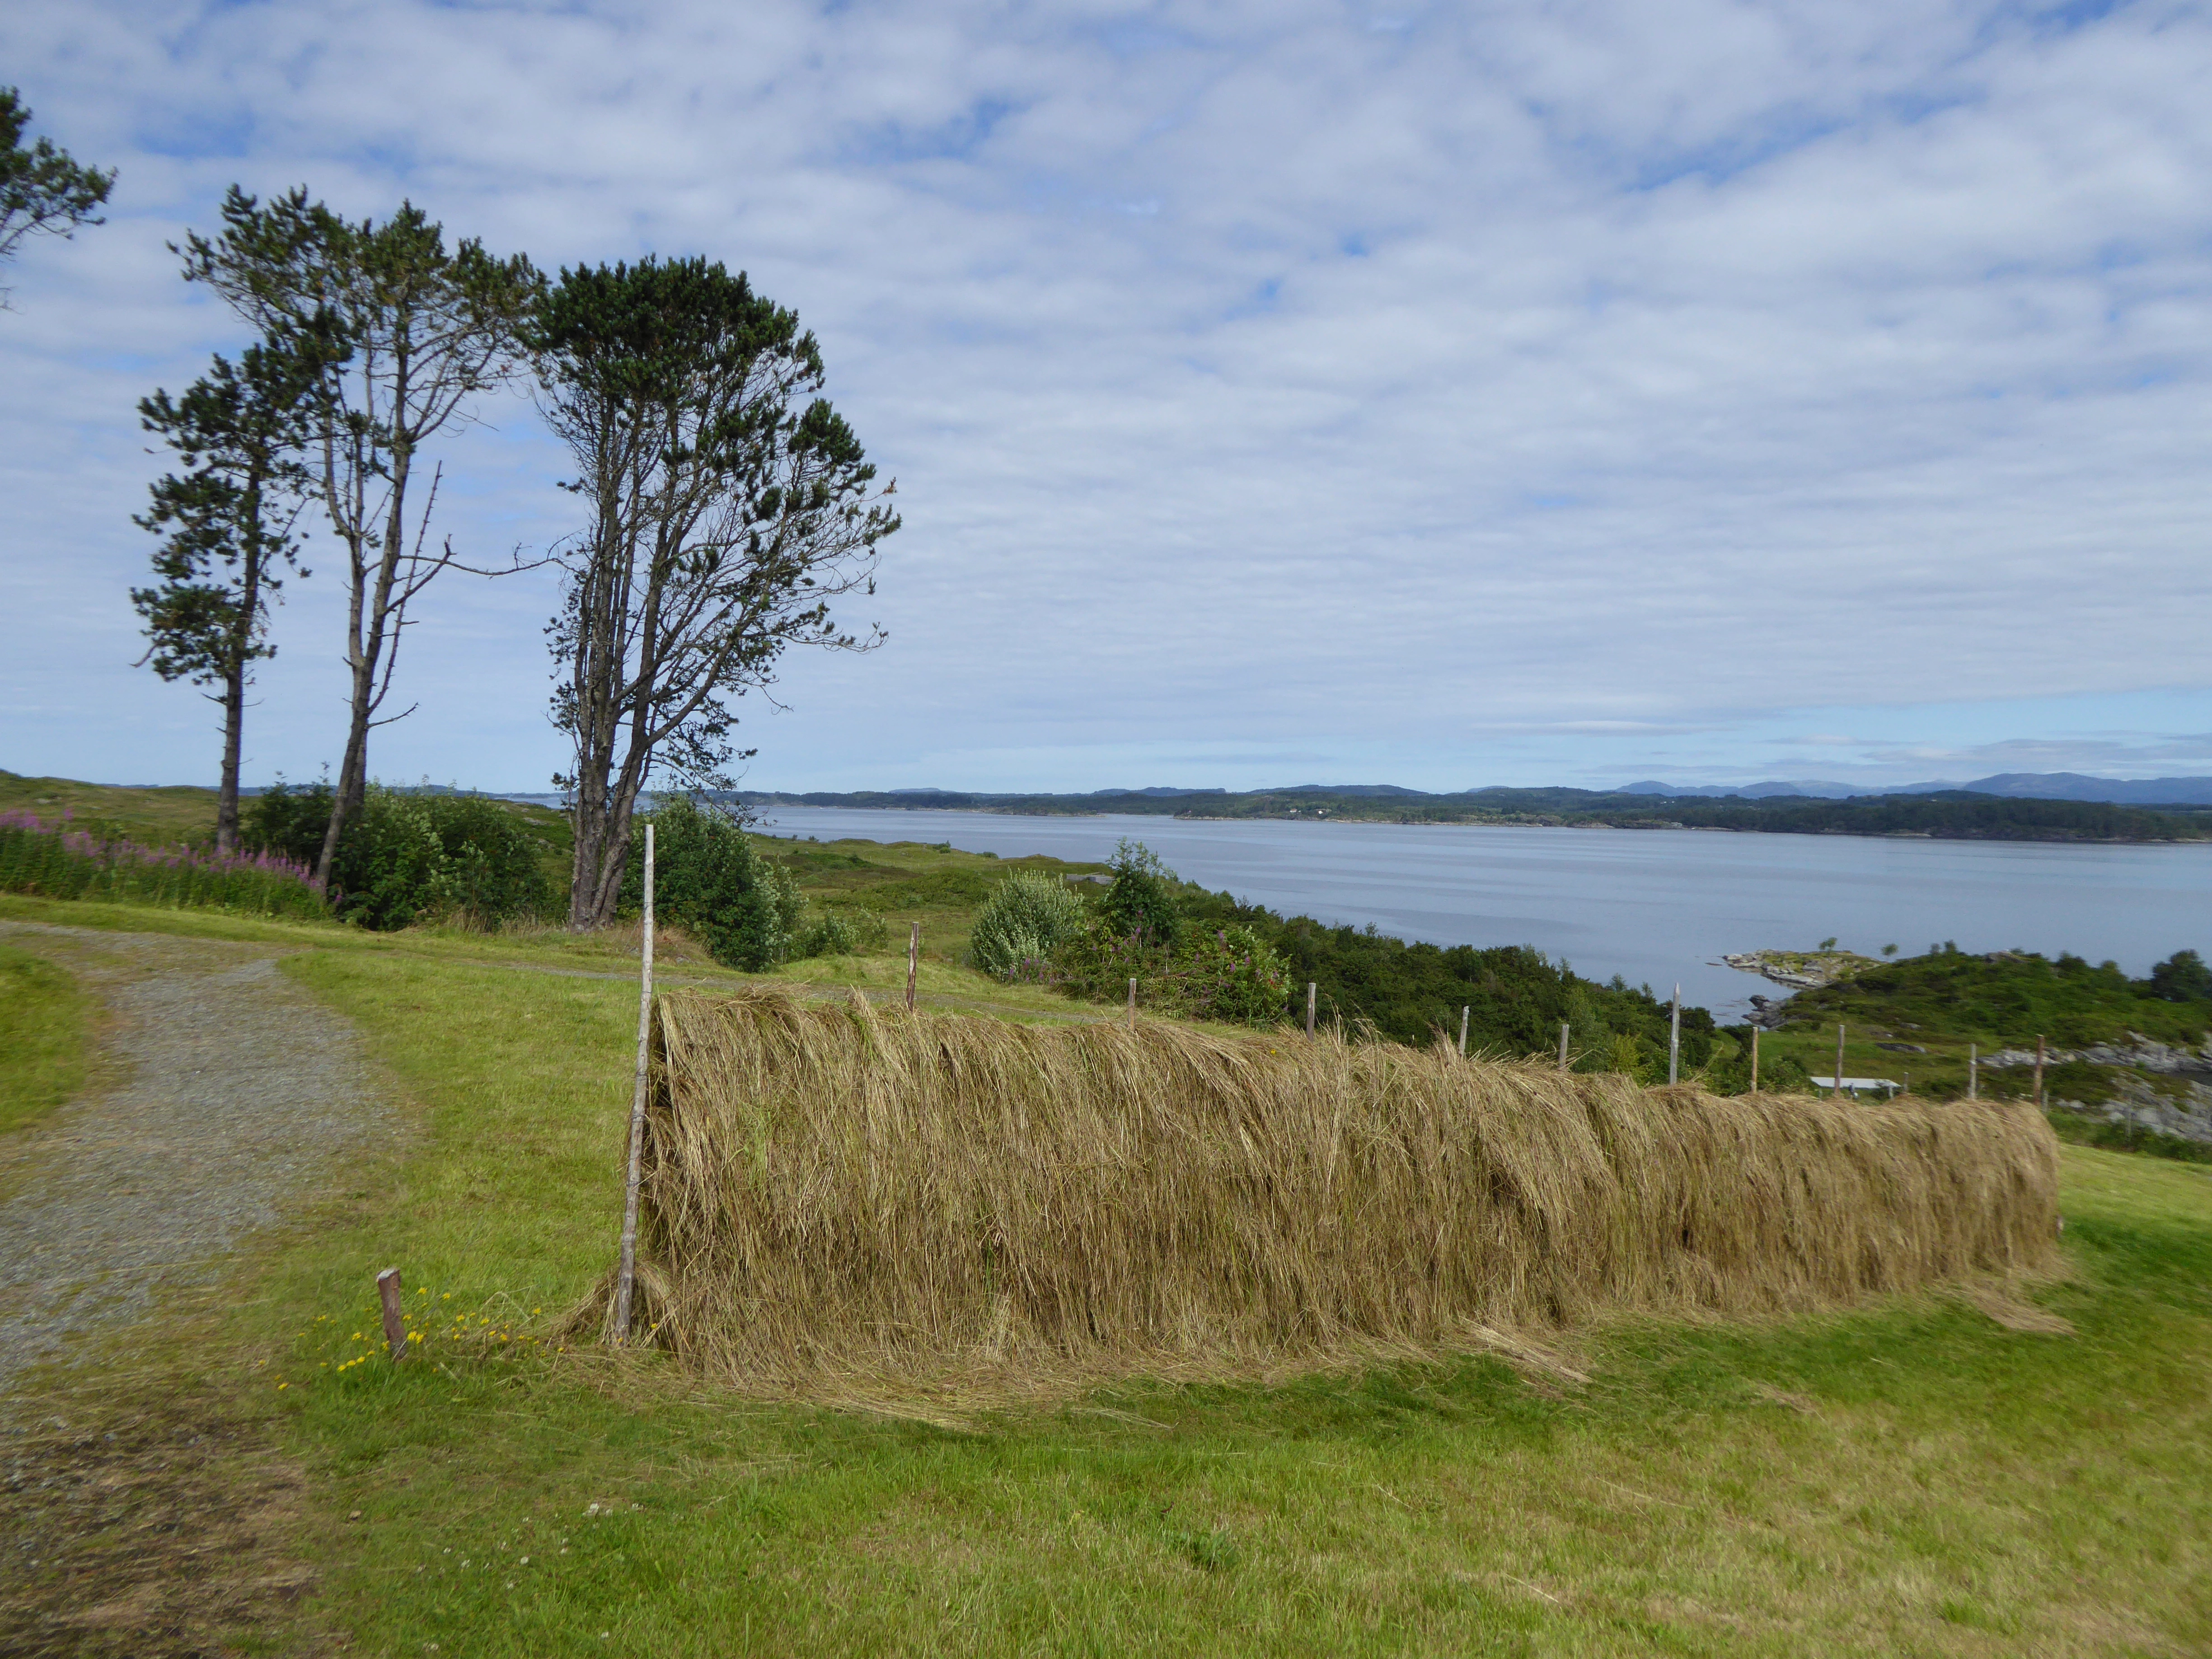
(613, 822, 656, 1345)
(1127, 976, 1137, 1025)
(906, 922, 919, 1012)
(1750, 1026, 1759, 1092)
(1668, 984, 1680, 1085)
(1835, 1022, 1846, 1100)
(376, 1267, 407, 1362)
(2034, 1034, 2045, 1108)
(1307, 981, 1317, 1039)
(1457, 1005, 1469, 1057)
(1968, 1042, 1978, 1100)
(1558, 1021, 1570, 1071)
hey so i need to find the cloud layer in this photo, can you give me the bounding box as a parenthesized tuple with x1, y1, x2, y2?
(4, 0, 2210, 791)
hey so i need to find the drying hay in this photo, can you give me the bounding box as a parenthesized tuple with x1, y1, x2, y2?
(575, 986, 2059, 1389)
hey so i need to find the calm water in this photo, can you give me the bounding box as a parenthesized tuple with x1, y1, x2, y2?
(752, 807, 2212, 1019)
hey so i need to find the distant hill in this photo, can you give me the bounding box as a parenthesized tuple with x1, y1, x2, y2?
(739, 780, 2212, 843)
(1619, 773, 2212, 806)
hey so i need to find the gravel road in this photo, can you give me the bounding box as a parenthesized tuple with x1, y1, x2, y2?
(0, 923, 389, 1396)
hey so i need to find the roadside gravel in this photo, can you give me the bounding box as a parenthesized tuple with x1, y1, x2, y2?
(0, 921, 389, 1395)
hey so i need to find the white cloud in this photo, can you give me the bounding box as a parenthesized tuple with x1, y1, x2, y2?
(3, 0, 2210, 792)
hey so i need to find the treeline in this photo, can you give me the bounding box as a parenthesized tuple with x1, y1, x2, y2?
(747, 787, 2212, 843)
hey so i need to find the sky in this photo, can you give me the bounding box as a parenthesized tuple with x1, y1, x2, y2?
(4, 0, 2211, 796)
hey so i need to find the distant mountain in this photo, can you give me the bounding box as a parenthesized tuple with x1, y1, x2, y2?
(1618, 773, 2212, 806)
(1948, 773, 2212, 806)
(1617, 779, 1874, 799)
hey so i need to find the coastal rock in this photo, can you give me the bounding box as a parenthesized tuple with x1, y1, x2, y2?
(1982, 1034, 2212, 1073)
(2053, 1075, 2212, 1148)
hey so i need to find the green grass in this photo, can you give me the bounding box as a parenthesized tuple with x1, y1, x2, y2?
(0, 942, 94, 1134)
(204, 923, 2207, 1654)
(9, 893, 2212, 1653)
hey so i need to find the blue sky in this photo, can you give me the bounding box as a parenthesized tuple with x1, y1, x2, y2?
(4, 0, 2210, 794)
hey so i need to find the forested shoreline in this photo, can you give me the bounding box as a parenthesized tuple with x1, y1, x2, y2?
(743, 786, 2212, 843)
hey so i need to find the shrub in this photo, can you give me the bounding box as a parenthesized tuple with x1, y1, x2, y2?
(1049, 917, 1293, 1027)
(969, 870, 1087, 979)
(622, 795, 804, 971)
(1100, 839, 1180, 949)
(243, 781, 554, 930)
(0, 809, 324, 918)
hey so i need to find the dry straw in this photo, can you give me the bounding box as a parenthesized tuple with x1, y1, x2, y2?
(572, 986, 2059, 1389)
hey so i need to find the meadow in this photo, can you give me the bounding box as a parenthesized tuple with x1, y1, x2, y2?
(2, 783, 2209, 1653)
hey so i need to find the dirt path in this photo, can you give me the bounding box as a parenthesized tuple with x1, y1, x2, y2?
(0, 922, 389, 1394)
(0, 921, 389, 1655)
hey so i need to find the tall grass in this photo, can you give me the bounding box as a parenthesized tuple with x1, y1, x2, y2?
(0, 809, 325, 919)
(582, 986, 2061, 1387)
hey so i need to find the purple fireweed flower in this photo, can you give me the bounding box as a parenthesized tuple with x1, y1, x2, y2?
(0, 810, 323, 894)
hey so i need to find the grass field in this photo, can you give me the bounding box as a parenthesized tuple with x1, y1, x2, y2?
(2, 892, 2209, 1654)
(0, 940, 95, 1135)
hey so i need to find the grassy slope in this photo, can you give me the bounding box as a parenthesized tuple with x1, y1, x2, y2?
(0, 942, 94, 1134)
(5, 896, 2203, 1654)
(0, 769, 229, 846)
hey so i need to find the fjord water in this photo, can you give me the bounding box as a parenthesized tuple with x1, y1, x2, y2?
(754, 808, 2212, 1019)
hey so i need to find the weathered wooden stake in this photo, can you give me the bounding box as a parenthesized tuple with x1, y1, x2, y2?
(1457, 1004, 1469, 1057)
(906, 922, 920, 1012)
(1558, 1021, 1570, 1072)
(1749, 1026, 1760, 1092)
(2034, 1034, 2045, 1108)
(1127, 976, 1137, 1024)
(376, 1267, 407, 1362)
(1668, 984, 1681, 1086)
(1835, 1022, 1847, 1099)
(1968, 1042, 1978, 1100)
(1306, 981, 1317, 1039)
(614, 821, 656, 1345)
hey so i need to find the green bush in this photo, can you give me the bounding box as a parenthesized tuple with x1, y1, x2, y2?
(1100, 839, 1181, 949)
(969, 870, 1087, 979)
(622, 795, 805, 970)
(242, 782, 554, 931)
(1048, 917, 1293, 1027)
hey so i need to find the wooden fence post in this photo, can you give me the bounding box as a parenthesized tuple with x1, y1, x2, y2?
(377, 1267, 407, 1362)
(1127, 976, 1137, 1025)
(906, 922, 919, 1012)
(1968, 1042, 1978, 1100)
(1558, 1021, 1570, 1072)
(1835, 1023, 1846, 1100)
(1668, 985, 1680, 1086)
(1307, 981, 1317, 1039)
(2034, 1034, 2045, 1108)
(614, 821, 656, 1345)
(1750, 1026, 1759, 1092)
(1457, 1005, 1469, 1057)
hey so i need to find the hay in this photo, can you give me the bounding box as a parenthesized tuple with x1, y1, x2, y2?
(574, 986, 2059, 1388)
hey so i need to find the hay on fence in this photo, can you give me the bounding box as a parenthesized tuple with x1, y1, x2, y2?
(571, 986, 2059, 1388)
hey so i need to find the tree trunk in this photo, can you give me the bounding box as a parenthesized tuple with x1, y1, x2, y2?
(215, 520, 260, 858)
(314, 443, 411, 891)
(216, 657, 244, 857)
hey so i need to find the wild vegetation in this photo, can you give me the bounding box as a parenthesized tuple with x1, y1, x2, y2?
(242, 780, 553, 929)
(0, 806, 325, 919)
